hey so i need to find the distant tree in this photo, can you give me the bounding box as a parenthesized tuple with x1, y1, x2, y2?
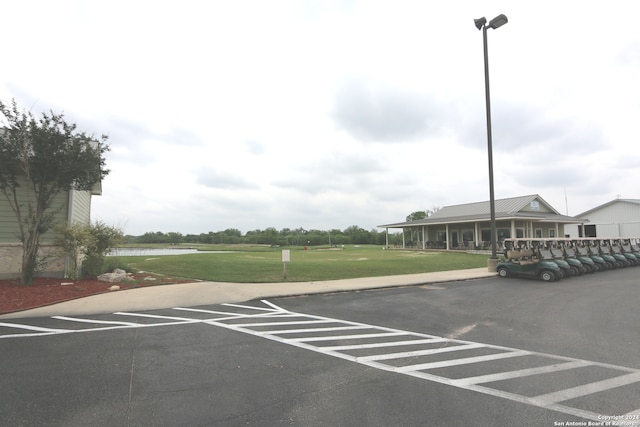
(406, 211, 427, 222)
(406, 206, 441, 222)
(224, 228, 242, 237)
(0, 99, 109, 285)
(166, 232, 183, 245)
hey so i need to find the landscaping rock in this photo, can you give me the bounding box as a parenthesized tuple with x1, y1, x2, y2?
(98, 269, 133, 283)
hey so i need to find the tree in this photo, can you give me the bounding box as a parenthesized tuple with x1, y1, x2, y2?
(0, 99, 109, 284)
(406, 211, 427, 222)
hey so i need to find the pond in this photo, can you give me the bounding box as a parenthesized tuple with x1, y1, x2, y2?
(106, 248, 200, 257)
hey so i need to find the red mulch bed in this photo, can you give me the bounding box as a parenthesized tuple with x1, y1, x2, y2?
(0, 273, 193, 315)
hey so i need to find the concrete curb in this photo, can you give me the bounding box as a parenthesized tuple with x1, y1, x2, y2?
(0, 268, 496, 319)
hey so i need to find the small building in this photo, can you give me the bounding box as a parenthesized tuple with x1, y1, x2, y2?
(0, 182, 101, 279)
(380, 194, 584, 250)
(564, 199, 640, 238)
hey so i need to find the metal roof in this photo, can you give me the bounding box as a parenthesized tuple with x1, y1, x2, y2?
(575, 199, 640, 218)
(379, 194, 584, 228)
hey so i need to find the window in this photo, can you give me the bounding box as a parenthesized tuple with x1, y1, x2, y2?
(497, 229, 510, 242)
(535, 228, 542, 238)
(549, 229, 556, 238)
(437, 231, 447, 242)
(516, 228, 524, 238)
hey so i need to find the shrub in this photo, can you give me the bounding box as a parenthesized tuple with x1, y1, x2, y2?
(55, 221, 124, 279)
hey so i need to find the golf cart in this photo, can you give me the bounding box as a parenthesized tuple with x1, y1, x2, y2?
(497, 239, 563, 282)
(530, 239, 575, 278)
(556, 239, 593, 274)
(572, 239, 608, 271)
(607, 239, 639, 266)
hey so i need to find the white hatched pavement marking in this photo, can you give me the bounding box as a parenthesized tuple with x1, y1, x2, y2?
(2, 299, 640, 422)
(323, 337, 449, 351)
(264, 325, 370, 335)
(0, 322, 67, 333)
(357, 342, 485, 362)
(113, 312, 204, 322)
(52, 316, 139, 326)
(530, 372, 640, 405)
(229, 319, 334, 327)
(0, 303, 284, 339)
(290, 331, 409, 342)
(452, 360, 593, 386)
(205, 300, 640, 423)
(394, 350, 532, 372)
(173, 307, 258, 316)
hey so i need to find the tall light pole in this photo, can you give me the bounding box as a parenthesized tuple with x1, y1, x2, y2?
(474, 14, 507, 269)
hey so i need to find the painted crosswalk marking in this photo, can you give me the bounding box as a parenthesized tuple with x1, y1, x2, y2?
(1, 300, 639, 424)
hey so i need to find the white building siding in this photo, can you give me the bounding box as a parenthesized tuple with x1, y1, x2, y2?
(581, 202, 640, 224)
(565, 200, 640, 238)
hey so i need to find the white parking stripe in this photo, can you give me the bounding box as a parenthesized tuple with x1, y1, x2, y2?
(357, 343, 485, 362)
(222, 302, 282, 312)
(173, 307, 255, 316)
(289, 331, 409, 342)
(265, 325, 370, 335)
(113, 312, 202, 322)
(52, 316, 139, 326)
(395, 350, 531, 372)
(322, 337, 449, 351)
(233, 319, 334, 327)
(0, 322, 67, 333)
(530, 372, 640, 405)
(452, 360, 593, 386)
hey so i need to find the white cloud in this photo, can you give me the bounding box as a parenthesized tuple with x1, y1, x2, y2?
(2, 0, 639, 234)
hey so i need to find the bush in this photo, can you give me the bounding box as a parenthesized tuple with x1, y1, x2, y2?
(55, 221, 124, 279)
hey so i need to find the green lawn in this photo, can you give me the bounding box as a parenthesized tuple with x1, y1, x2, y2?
(116, 245, 488, 282)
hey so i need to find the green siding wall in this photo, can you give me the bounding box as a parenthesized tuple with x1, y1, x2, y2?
(0, 187, 71, 243)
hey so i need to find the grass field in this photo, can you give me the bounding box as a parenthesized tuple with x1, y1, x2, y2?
(115, 245, 489, 283)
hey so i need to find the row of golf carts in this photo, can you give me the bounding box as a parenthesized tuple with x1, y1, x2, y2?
(496, 238, 640, 282)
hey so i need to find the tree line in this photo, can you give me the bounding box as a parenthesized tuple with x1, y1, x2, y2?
(130, 226, 403, 246)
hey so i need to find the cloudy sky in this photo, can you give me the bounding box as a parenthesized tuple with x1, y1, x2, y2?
(2, 1, 639, 235)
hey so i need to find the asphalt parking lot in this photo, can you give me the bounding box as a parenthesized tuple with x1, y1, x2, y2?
(1, 268, 638, 426)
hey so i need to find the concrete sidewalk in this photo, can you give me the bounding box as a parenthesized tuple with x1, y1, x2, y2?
(0, 268, 495, 319)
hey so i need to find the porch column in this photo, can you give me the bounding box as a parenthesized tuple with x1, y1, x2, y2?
(385, 228, 389, 248)
(402, 230, 406, 248)
(422, 226, 426, 249)
(446, 224, 450, 250)
(474, 222, 479, 248)
(511, 220, 516, 239)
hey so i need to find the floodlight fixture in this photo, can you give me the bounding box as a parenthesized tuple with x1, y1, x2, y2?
(488, 14, 508, 30)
